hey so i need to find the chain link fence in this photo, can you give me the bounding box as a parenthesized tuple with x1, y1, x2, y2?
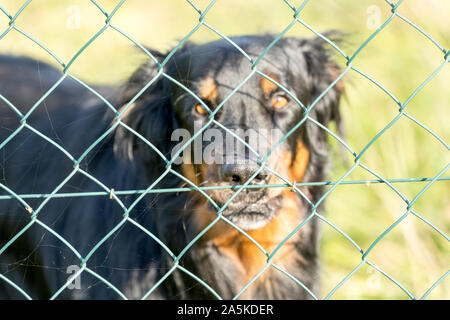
(0, 0, 448, 299)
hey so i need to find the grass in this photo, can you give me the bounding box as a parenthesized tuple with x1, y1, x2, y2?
(0, 0, 448, 299)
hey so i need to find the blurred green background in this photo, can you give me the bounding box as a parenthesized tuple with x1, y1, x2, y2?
(0, 0, 448, 299)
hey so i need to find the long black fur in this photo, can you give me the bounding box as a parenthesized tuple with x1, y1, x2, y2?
(0, 34, 343, 299)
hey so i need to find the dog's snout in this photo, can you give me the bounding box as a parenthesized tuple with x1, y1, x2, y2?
(221, 163, 269, 185)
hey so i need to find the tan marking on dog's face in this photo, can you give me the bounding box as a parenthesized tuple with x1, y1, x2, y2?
(260, 74, 280, 98)
(290, 140, 310, 181)
(198, 77, 218, 102)
(265, 138, 309, 194)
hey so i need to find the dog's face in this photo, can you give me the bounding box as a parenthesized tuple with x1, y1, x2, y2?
(117, 35, 342, 232)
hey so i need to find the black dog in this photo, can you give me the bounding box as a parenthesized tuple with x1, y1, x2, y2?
(0, 34, 343, 299)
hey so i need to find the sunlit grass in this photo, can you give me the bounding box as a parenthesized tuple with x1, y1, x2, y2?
(0, 0, 448, 299)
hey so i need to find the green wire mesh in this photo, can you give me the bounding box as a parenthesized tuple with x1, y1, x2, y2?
(0, 0, 448, 300)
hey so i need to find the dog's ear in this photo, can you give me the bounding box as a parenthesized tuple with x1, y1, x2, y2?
(113, 50, 175, 171)
(114, 43, 198, 171)
(299, 33, 344, 130)
(286, 33, 346, 183)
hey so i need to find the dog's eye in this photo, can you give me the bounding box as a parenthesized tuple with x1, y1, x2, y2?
(271, 94, 289, 109)
(195, 103, 209, 115)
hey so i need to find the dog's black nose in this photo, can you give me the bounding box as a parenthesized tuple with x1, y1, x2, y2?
(221, 163, 269, 185)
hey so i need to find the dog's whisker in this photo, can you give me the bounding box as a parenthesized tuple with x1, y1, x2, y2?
(184, 192, 201, 210)
(197, 180, 209, 187)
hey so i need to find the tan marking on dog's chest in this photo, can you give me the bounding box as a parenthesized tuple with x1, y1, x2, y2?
(211, 191, 304, 297)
